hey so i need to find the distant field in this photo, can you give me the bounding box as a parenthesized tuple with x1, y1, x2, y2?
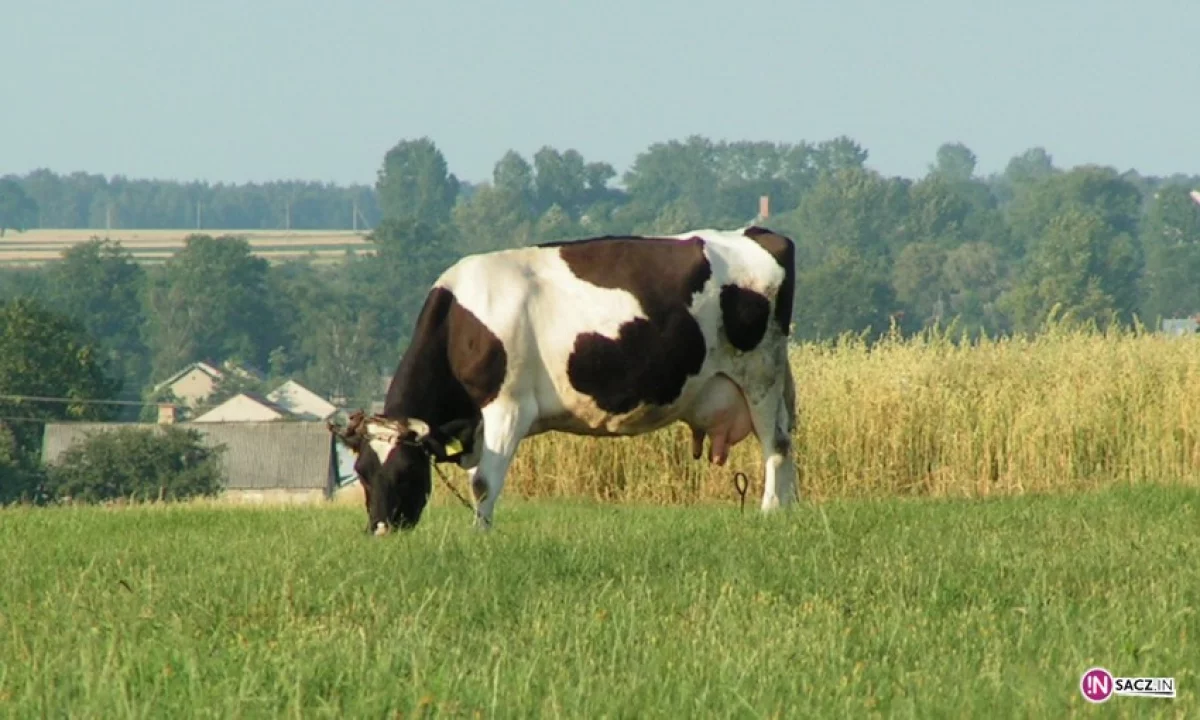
(0, 228, 378, 267)
(0, 486, 1195, 716)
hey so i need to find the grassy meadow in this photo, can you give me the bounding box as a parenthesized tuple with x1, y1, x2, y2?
(1, 487, 1196, 717)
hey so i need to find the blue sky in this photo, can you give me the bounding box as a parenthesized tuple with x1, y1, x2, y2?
(3, 0, 1197, 186)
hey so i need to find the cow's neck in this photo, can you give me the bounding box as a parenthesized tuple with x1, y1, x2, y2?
(382, 288, 479, 429)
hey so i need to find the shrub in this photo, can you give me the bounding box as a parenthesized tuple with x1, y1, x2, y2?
(0, 423, 48, 505)
(44, 426, 225, 504)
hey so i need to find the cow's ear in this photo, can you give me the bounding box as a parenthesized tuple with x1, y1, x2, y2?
(420, 419, 477, 464)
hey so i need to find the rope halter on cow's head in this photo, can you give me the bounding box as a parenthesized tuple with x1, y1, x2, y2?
(327, 410, 470, 464)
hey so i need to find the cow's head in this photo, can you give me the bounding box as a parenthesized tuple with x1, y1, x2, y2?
(328, 410, 479, 535)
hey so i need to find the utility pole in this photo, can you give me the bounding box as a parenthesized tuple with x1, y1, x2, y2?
(196, 200, 202, 229)
(352, 199, 358, 232)
(285, 199, 291, 230)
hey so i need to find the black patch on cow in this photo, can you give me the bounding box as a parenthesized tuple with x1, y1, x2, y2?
(743, 226, 796, 335)
(386, 287, 507, 420)
(720, 284, 771, 352)
(364, 287, 507, 531)
(550, 234, 712, 414)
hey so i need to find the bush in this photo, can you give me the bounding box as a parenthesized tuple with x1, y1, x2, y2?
(44, 426, 226, 504)
(0, 424, 49, 505)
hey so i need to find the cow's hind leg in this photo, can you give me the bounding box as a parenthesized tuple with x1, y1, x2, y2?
(466, 397, 536, 530)
(748, 379, 799, 512)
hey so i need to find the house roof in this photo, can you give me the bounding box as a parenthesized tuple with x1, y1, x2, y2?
(265, 380, 339, 420)
(192, 392, 297, 423)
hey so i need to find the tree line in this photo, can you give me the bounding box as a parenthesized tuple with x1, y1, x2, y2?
(0, 172, 381, 232)
(2, 134, 1200, 500)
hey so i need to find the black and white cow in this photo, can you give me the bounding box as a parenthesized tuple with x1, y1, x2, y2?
(328, 225, 799, 534)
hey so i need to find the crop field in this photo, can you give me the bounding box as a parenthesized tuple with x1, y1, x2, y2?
(0, 486, 1195, 717)
(487, 324, 1200, 506)
(0, 228, 376, 267)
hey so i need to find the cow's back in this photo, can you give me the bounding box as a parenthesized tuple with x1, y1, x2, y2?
(431, 228, 793, 436)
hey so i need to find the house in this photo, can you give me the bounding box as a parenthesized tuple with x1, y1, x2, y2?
(151, 360, 265, 408)
(150, 361, 224, 408)
(41, 420, 350, 503)
(192, 392, 296, 423)
(265, 379, 339, 420)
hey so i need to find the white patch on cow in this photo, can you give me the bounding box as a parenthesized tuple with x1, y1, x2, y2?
(367, 436, 398, 465)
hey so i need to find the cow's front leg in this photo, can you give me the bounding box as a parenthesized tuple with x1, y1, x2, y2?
(466, 397, 536, 530)
(748, 390, 799, 513)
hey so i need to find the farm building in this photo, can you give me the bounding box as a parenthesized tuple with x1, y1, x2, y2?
(1161, 317, 1199, 336)
(41, 420, 361, 503)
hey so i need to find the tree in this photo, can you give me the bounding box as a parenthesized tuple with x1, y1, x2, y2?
(535, 204, 579, 242)
(451, 183, 536, 253)
(928, 142, 978, 182)
(1006, 165, 1143, 252)
(623, 136, 721, 224)
(143, 234, 275, 381)
(0, 422, 47, 504)
(906, 175, 975, 247)
(0, 298, 120, 458)
(892, 242, 950, 328)
(791, 246, 896, 342)
(776, 167, 909, 265)
(492, 150, 536, 214)
(1139, 186, 1200, 321)
(1002, 207, 1142, 332)
(264, 260, 389, 405)
(0, 178, 38, 236)
(810, 136, 869, 175)
(375, 137, 460, 224)
(941, 241, 1008, 336)
(349, 217, 462, 366)
(46, 238, 150, 394)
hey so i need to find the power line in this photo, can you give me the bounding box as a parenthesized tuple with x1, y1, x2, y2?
(0, 394, 175, 408)
(0, 416, 65, 424)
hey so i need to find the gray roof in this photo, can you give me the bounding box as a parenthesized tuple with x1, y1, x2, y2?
(41, 420, 340, 492)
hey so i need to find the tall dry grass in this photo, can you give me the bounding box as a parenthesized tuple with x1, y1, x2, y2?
(448, 322, 1200, 506)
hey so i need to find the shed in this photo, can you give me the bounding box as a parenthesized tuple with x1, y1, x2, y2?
(41, 420, 346, 497)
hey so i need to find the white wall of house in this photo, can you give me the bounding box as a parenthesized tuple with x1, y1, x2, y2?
(161, 365, 222, 407)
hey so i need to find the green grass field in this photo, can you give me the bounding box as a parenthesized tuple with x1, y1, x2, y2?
(1, 485, 1195, 718)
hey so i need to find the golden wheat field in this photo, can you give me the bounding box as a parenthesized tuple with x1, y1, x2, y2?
(406, 323, 1200, 507)
(0, 228, 375, 267)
